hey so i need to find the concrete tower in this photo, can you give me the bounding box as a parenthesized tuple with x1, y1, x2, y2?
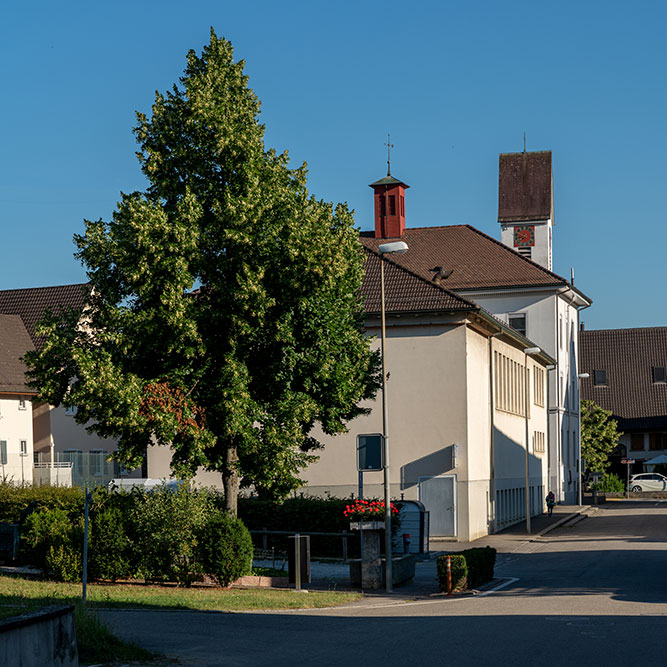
(498, 150, 554, 270)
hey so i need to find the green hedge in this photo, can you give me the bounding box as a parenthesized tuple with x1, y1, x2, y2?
(2, 482, 251, 586)
(238, 496, 357, 558)
(437, 546, 496, 592)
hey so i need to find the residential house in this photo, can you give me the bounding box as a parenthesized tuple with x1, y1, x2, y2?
(0, 284, 124, 485)
(0, 314, 36, 484)
(579, 327, 667, 475)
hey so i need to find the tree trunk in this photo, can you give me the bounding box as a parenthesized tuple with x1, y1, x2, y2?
(223, 443, 240, 517)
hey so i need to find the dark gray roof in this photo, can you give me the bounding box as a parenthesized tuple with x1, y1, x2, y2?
(360, 225, 573, 292)
(498, 151, 553, 223)
(0, 314, 35, 394)
(361, 247, 478, 315)
(0, 284, 89, 351)
(580, 327, 667, 431)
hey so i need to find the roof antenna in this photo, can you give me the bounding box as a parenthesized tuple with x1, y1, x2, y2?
(523, 132, 526, 153)
(385, 133, 394, 176)
(571, 267, 575, 286)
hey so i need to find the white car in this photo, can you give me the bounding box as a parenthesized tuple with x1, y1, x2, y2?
(629, 473, 667, 492)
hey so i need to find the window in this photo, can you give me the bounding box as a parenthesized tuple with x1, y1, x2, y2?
(400, 195, 405, 217)
(652, 366, 666, 383)
(534, 431, 545, 453)
(649, 434, 666, 451)
(594, 369, 607, 386)
(18, 396, 26, 410)
(494, 350, 526, 416)
(631, 433, 645, 451)
(63, 450, 83, 475)
(389, 195, 396, 216)
(508, 313, 526, 336)
(20, 440, 27, 457)
(0, 441, 6, 465)
(378, 194, 386, 217)
(534, 366, 545, 406)
(91, 450, 106, 476)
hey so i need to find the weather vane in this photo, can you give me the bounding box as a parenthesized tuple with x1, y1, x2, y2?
(385, 133, 394, 176)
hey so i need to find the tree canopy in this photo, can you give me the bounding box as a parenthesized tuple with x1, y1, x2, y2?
(580, 400, 623, 475)
(26, 31, 380, 513)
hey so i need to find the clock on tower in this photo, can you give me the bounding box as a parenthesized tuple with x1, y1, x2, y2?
(513, 225, 535, 248)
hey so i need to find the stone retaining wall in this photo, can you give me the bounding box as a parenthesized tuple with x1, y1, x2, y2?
(0, 605, 78, 666)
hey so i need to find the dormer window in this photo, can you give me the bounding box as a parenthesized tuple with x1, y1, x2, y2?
(653, 366, 667, 383)
(508, 313, 527, 336)
(594, 369, 607, 386)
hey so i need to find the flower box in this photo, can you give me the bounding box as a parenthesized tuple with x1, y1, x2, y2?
(349, 521, 385, 531)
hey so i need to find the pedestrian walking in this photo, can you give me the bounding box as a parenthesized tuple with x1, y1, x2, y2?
(546, 490, 555, 517)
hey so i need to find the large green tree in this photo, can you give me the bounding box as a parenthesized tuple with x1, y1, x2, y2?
(26, 31, 380, 514)
(580, 400, 623, 475)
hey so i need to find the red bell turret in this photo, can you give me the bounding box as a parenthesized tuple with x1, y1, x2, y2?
(369, 174, 409, 239)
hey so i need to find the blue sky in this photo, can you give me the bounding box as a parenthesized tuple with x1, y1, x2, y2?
(1, 1, 665, 330)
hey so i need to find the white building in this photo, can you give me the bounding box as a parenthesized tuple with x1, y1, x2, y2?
(0, 314, 36, 485)
(356, 151, 592, 504)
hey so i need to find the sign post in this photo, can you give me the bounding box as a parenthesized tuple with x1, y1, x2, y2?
(621, 458, 635, 498)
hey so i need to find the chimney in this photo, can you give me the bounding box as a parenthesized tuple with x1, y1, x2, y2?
(369, 175, 409, 239)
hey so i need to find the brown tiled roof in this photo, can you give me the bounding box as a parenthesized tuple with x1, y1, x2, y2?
(498, 151, 553, 223)
(360, 225, 568, 291)
(361, 247, 477, 314)
(580, 327, 667, 431)
(0, 284, 89, 351)
(0, 314, 35, 394)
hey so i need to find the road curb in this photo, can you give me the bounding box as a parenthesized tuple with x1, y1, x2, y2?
(537, 506, 593, 536)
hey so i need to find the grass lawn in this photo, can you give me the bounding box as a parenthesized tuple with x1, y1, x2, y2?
(0, 575, 361, 612)
(0, 575, 361, 664)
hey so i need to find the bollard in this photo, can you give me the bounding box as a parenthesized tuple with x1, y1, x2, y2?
(446, 555, 452, 596)
(295, 533, 301, 592)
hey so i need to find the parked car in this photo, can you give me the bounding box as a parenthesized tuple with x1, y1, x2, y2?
(628, 473, 667, 492)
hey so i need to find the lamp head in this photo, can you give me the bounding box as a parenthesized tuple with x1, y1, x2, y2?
(378, 241, 409, 255)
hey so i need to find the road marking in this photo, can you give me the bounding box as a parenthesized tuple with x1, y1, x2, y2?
(477, 577, 519, 597)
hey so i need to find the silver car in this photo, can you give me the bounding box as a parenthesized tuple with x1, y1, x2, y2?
(629, 473, 667, 492)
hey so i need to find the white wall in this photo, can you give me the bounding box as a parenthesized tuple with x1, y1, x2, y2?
(0, 395, 33, 484)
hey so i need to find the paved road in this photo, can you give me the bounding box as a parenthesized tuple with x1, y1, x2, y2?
(101, 501, 667, 666)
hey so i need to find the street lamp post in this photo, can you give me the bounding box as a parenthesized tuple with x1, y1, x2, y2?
(378, 240, 408, 593)
(577, 373, 590, 506)
(524, 347, 541, 534)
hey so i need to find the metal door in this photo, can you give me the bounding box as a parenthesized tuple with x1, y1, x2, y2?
(419, 475, 456, 537)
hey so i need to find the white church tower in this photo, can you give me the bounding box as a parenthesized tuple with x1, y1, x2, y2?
(498, 150, 553, 270)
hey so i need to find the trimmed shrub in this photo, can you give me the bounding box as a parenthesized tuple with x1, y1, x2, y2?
(437, 547, 496, 592)
(130, 484, 214, 585)
(437, 554, 467, 592)
(197, 511, 253, 586)
(22, 507, 83, 581)
(0, 482, 83, 523)
(89, 506, 131, 582)
(461, 547, 496, 589)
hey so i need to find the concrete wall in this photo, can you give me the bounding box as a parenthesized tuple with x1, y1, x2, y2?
(301, 317, 468, 502)
(299, 313, 550, 542)
(0, 395, 34, 484)
(0, 605, 78, 667)
(147, 444, 224, 488)
(457, 287, 585, 502)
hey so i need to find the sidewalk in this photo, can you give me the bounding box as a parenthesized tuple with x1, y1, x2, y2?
(301, 504, 594, 598)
